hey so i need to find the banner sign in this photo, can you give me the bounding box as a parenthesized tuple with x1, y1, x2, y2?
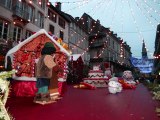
(130, 57, 153, 73)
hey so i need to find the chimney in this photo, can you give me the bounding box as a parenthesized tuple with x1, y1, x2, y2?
(75, 17, 79, 21)
(97, 19, 100, 24)
(55, 2, 61, 11)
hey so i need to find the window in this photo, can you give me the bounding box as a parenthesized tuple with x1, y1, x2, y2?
(49, 25, 54, 34)
(28, 5, 35, 23)
(48, 9, 57, 23)
(39, 0, 45, 9)
(13, 1, 26, 19)
(0, 0, 12, 9)
(37, 12, 44, 28)
(0, 19, 9, 40)
(58, 17, 65, 29)
(59, 30, 64, 40)
(13, 26, 22, 43)
(113, 41, 114, 49)
(25, 30, 32, 39)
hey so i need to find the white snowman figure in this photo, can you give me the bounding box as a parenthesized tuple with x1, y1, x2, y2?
(108, 81, 122, 94)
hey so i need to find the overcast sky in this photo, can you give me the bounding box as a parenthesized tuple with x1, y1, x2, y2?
(50, 0, 160, 58)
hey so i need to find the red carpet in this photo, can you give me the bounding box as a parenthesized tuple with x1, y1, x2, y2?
(6, 84, 160, 120)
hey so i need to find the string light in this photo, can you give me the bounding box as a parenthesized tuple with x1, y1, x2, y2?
(120, 0, 125, 41)
(109, 0, 118, 29)
(29, 0, 32, 4)
(87, 0, 106, 16)
(142, 0, 160, 23)
(38, 0, 42, 5)
(64, 0, 91, 13)
(135, 0, 156, 28)
(127, 0, 151, 57)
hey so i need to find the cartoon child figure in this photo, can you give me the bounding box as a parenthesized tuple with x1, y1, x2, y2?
(34, 42, 57, 103)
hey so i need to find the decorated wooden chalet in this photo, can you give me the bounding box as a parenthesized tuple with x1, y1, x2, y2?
(5, 29, 70, 97)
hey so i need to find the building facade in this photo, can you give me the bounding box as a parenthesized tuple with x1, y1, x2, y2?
(0, 0, 70, 70)
(64, 14, 90, 65)
(0, 0, 70, 46)
(77, 13, 132, 73)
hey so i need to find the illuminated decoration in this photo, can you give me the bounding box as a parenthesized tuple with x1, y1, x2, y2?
(87, 0, 107, 17)
(120, 40, 124, 58)
(120, 0, 125, 38)
(142, 0, 160, 21)
(0, 70, 16, 120)
(127, 0, 152, 57)
(48, 0, 158, 59)
(135, 0, 157, 28)
(5, 29, 70, 97)
(47, 2, 50, 6)
(18, 0, 50, 6)
(130, 57, 153, 73)
(93, 41, 107, 58)
(63, 0, 90, 13)
(29, 0, 32, 4)
(38, 0, 41, 5)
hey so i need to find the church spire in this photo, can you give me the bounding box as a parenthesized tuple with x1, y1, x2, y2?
(142, 40, 148, 59)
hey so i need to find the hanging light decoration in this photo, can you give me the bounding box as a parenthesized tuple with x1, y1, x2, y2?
(47, 0, 50, 6)
(38, 0, 42, 5)
(29, 0, 32, 4)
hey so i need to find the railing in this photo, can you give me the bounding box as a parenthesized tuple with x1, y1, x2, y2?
(12, 5, 29, 21)
(89, 41, 104, 48)
(90, 58, 103, 62)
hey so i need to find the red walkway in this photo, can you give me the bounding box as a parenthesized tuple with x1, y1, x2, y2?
(6, 84, 160, 120)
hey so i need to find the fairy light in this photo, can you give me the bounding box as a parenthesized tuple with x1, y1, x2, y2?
(136, 0, 159, 58)
(142, 0, 160, 23)
(135, 0, 156, 28)
(87, 0, 106, 16)
(38, 0, 41, 5)
(120, 0, 125, 40)
(151, 0, 160, 5)
(71, 38, 86, 50)
(120, 40, 124, 58)
(81, 37, 98, 56)
(64, 0, 90, 13)
(93, 41, 107, 58)
(109, 0, 118, 29)
(29, 0, 32, 4)
(49, 1, 129, 60)
(127, 0, 150, 54)
(47, 2, 50, 6)
(141, 1, 160, 23)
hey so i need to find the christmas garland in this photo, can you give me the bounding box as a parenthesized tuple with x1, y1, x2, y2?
(0, 70, 16, 120)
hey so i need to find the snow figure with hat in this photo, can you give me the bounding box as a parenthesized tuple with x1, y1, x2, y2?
(118, 70, 136, 89)
(122, 70, 136, 85)
(34, 42, 57, 104)
(104, 62, 112, 79)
